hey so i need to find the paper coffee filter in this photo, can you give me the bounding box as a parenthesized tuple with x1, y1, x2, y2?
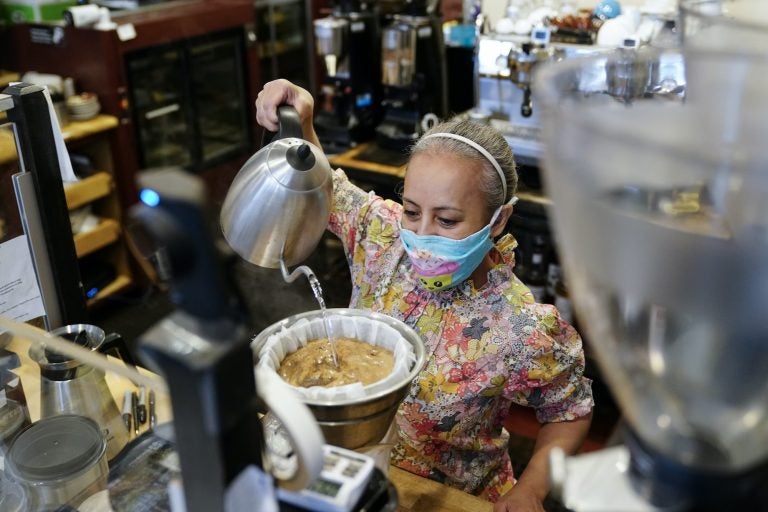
(256, 314, 416, 401)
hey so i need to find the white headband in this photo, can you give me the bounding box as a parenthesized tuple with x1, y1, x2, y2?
(421, 132, 508, 200)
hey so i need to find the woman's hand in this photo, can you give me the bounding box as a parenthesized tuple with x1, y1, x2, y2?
(494, 414, 592, 512)
(493, 484, 545, 512)
(255, 79, 320, 147)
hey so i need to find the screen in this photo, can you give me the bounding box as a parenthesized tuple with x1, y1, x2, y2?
(308, 478, 343, 497)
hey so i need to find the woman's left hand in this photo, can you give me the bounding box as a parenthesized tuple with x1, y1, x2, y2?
(493, 485, 546, 512)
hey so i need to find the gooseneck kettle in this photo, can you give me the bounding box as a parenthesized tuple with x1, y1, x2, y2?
(220, 106, 333, 268)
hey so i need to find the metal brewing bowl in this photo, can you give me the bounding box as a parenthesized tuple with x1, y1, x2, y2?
(252, 308, 426, 449)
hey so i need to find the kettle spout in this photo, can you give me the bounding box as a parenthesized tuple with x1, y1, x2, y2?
(279, 243, 317, 284)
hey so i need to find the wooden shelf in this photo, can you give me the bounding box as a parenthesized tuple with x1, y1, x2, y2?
(74, 218, 121, 257)
(0, 125, 19, 165)
(0, 115, 119, 165)
(516, 189, 552, 207)
(0, 70, 20, 89)
(60, 115, 119, 144)
(87, 274, 132, 307)
(64, 172, 113, 210)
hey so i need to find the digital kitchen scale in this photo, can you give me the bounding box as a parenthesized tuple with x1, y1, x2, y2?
(277, 444, 375, 512)
(279, 465, 396, 512)
(264, 413, 397, 512)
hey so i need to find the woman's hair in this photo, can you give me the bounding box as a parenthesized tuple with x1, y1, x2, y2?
(410, 118, 518, 216)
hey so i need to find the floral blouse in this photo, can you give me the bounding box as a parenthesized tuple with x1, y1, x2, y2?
(327, 170, 594, 501)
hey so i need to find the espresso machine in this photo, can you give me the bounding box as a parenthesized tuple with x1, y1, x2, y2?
(376, 0, 448, 152)
(475, 34, 604, 165)
(506, 36, 564, 119)
(313, 0, 382, 151)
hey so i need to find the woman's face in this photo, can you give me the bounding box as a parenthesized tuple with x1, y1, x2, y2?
(401, 152, 490, 239)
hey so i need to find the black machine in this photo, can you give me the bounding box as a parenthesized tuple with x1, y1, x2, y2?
(376, 0, 448, 152)
(129, 168, 397, 511)
(2, 83, 89, 329)
(313, 0, 383, 151)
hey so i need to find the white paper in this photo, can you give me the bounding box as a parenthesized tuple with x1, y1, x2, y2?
(42, 87, 78, 183)
(15, 79, 78, 184)
(0, 235, 45, 322)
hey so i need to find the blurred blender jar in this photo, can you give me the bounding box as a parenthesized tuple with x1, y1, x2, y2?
(534, 45, 768, 510)
(679, 0, 768, 51)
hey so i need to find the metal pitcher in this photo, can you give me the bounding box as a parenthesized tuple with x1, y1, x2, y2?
(220, 106, 333, 269)
(29, 324, 135, 460)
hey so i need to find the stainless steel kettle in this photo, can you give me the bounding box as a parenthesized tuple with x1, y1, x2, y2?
(220, 106, 333, 268)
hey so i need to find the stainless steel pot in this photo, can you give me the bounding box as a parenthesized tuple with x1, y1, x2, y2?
(252, 308, 426, 449)
(220, 106, 333, 269)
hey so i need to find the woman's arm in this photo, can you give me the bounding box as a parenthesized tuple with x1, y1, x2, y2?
(494, 412, 593, 512)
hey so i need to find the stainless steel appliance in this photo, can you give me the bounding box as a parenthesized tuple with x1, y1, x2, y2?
(475, 34, 603, 165)
(536, 44, 768, 512)
(507, 41, 565, 119)
(313, 0, 383, 151)
(475, 34, 687, 164)
(376, 0, 448, 152)
(220, 106, 333, 269)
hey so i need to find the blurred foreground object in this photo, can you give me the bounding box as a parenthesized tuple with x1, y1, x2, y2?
(535, 43, 768, 511)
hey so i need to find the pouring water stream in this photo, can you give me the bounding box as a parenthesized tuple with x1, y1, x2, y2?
(279, 245, 339, 367)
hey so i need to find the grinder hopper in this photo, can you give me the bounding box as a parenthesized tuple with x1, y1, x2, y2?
(534, 46, 768, 510)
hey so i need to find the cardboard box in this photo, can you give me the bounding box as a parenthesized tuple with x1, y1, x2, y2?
(1, 0, 76, 23)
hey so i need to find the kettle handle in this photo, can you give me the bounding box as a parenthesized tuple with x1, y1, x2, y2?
(100, 332, 138, 369)
(261, 105, 304, 147)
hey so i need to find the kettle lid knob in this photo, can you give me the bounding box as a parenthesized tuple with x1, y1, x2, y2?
(286, 143, 316, 171)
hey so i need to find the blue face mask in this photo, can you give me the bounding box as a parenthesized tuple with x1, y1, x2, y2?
(400, 208, 502, 292)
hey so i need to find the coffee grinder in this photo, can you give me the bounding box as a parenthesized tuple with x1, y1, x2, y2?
(376, 0, 448, 152)
(535, 44, 768, 512)
(313, 0, 383, 151)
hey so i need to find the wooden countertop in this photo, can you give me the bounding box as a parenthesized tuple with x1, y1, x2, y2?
(330, 142, 407, 179)
(390, 466, 492, 512)
(4, 325, 490, 511)
(5, 328, 170, 431)
(0, 114, 118, 165)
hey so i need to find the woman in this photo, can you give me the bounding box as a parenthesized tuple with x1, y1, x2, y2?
(256, 79, 594, 512)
